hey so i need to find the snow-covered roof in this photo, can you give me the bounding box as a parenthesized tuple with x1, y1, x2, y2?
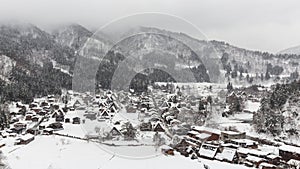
(192, 126, 221, 135)
(231, 139, 257, 146)
(188, 131, 199, 135)
(228, 91, 236, 97)
(266, 154, 280, 159)
(184, 140, 198, 147)
(259, 162, 276, 168)
(279, 144, 300, 154)
(184, 136, 201, 145)
(287, 159, 300, 166)
(215, 147, 236, 161)
(18, 134, 34, 141)
(160, 145, 173, 150)
(246, 155, 264, 163)
(198, 143, 219, 158)
(196, 133, 211, 140)
(237, 148, 269, 157)
(170, 119, 180, 124)
(10, 107, 20, 113)
(43, 128, 54, 132)
(221, 143, 239, 148)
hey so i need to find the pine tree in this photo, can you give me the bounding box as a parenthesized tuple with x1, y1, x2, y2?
(265, 70, 271, 80)
(227, 82, 233, 91)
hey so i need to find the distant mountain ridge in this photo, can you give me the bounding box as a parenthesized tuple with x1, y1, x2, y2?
(0, 22, 299, 102)
(115, 26, 299, 83)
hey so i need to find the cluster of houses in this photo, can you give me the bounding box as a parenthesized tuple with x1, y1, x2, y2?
(91, 91, 120, 121)
(171, 125, 300, 169)
(1, 93, 84, 145)
(124, 94, 166, 133)
(1, 84, 299, 169)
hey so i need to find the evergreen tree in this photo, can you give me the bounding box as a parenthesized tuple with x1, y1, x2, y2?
(227, 82, 233, 91)
(265, 70, 271, 80)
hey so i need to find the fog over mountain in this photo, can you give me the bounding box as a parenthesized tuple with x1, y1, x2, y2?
(1, 0, 300, 53)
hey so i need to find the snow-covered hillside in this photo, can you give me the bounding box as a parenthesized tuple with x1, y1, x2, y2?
(0, 55, 16, 82)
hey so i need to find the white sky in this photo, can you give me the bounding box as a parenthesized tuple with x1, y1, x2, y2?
(0, 0, 300, 53)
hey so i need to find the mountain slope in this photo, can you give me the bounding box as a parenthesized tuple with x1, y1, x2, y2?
(94, 33, 210, 91)
(0, 22, 299, 100)
(0, 23, 74, 103)
(0, 23, 76, 67)
(118, 27, 299, 84)
(278, 45, 300, 55)
(52, 23, 93, 51)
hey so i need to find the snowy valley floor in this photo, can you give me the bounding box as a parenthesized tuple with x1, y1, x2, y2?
(3, 135, 250, 169)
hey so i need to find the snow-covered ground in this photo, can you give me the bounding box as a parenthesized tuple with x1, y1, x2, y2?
(3, 135, 250, 169)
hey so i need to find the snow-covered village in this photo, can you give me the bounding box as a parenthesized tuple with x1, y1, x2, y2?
(1, 1, 300, 169)
(0, 80, 299, 169)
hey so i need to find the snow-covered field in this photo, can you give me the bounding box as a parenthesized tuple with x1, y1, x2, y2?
(2, 135, 250, 169)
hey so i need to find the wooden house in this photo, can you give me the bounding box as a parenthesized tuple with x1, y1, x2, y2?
(99, 102, 107, 108)
(65, 118, 70, 123)
(190, 152, 198, 160)
(39, 125, 46, 130)
(43, 128, 54, 135)
(279, 145, 300, 161)
(215, 147, 238, 163)
(16, 134, 35, 145)
(109, 102, 119, 110)
(287, 159, 300, 169)
(29, 102, 38, 109)
(266, 154, 281, 165)
(25, 114, 33, 121)
(126, 105, 137, 113)
(229, 139, 258, 148)
(99, 110, 110, 119)
(110, 106, 117, 113)
(48, 122, 63, 130)
(258, 162, 277, 169)
(31, 116, 39, 122)
(226, 92, 239, 105)
(161, 145, 174, 156)
(31, 107, 42, 113)
(73, 100, 82, 109)
(198, 143, 219, 159)
(245, 155, 266, 168)
(153, 122, 165, 132)
(55, 114, 65, 122)
(13, 122, 27, 131)
(109, 127, 122, 137)
(175, 139, 198, 157)
(37, 111, 47, 116)
(237, 147, 270, 161)
(40, 101, 49, 107)
(191, 126, 221, 141)
(10, 117, 19, 124)
(26, 128, 39, 135)
(72, 117, 81, 124)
